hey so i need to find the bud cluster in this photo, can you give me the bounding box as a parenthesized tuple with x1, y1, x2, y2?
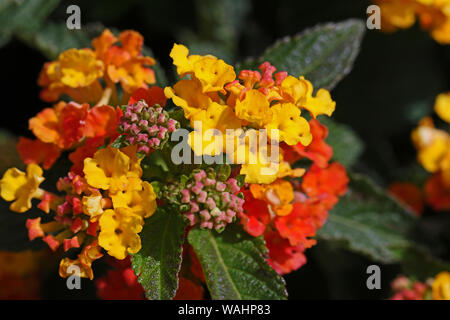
(159, 167, 244, 232)
(118, 100, 179, 157)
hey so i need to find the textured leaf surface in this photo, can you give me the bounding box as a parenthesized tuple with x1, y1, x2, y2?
(18, 22, 97, 60)
(131, 209, 186, 300)
(318, 116, 364, 167)
(238, 19, 365, 90)
(0, 0, 59, 47)
(317, 173, 416, 264)
(188, 225, 287, 300)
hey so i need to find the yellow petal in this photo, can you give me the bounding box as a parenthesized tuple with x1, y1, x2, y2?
(435, 93, 450, 123)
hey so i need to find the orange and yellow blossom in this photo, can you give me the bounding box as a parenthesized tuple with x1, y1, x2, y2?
(411, 92, 450, 210)
(375, 0, 450, 44)
(432, 271, 450, 300)
(0, 164, 45, 213)
(164, 44, 335, 184)
(93, 29, 156, 94)
(38, 29, 156, 104)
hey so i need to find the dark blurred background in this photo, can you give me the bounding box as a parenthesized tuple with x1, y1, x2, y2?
(0, 0, 449, 299)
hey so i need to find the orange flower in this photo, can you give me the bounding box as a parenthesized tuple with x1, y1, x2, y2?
(301, 163, 349, 209)
(84, 105, 121, 139)
(425, 173, 450, 211)
(38, 49, 104, 103)
(28, 102, 121, 170)
(68, 137, 107, 175)
(291, 119, 333, 168)
(29, 101, 89, 149)
(264, 230, 308, 275)
(274, 202, 317, 247)
(93, 29, 156, 93)
(388, 182, 424, 215)
(17, 137, 61, 170)
(249, 179, 294, 216)
(240, 189, 271, 237)
(128, 86, 167, 106)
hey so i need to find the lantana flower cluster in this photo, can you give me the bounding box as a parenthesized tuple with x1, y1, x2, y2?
(0, 28, 348, 298)
(390, 93, 450, 214)
(239, 119, 349, 274)
(389, 271, 450, 300)
(164, 44, 336, 184)
(374, 0, 450, 44)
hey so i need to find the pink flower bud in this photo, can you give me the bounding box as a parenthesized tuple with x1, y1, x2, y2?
(181, 189, 190, 203)
(197, 191, 207, 203)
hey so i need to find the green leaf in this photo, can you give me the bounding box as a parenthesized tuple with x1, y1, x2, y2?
(317, 172, 450, 277)
(17, 22, 101, 60)
(238, 19, 365, 90)
(0, 0, 59, 47)
(178, 0, 251, 62)
(318, 116, 364, 167)
(110, 135, 127, 149)
(188, 224, 287, 300)
(317, 173, 416, 264)
(131, 208, 186, 300)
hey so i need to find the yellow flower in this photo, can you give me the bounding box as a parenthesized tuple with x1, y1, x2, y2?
(187, 102, 242, 156)
(82, 193, 104, 219)
(235, 89, 272, 126)
(432, 271, 450, 300)
(98, 207, 144, 260)
(59, 241, 103, 280)
(280, 75, 309, 105)
(191, 102, 242, 132)
(239, 143, 282, 184)
(250, 179, 294, 216)
(435, 92, 450, 123)
(170, 44, 235, 93)
(265, 102, 312, 146)
(0, 164, 45, 213)
(375, 0, 450, 44)
(83, 147, 132, 194)
(164, 79, 212, 120)
(302, 78, 336, 118)
(376, 0, 417, 31)
(411, 117, 449, 172)
(111, 181, 157, 218)
(46, 49, 103, 89)
(59, 257, 94, 280)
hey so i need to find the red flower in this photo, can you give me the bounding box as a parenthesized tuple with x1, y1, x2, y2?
(264, 231, 308, 275)
(388, 182, 424, 215)
(274, 202, 317, 247)
(96, 257, 144, 300)
(84, 105, 122, 139)
(425, 173, 450, 211)
(17, 137, 61, 169)
(174, 277, 204, 300)
(302, 162, 349, 209)
(291, 119, 333, 167)
(129, 86, 167, 107)
(239, 190, 271, 237)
